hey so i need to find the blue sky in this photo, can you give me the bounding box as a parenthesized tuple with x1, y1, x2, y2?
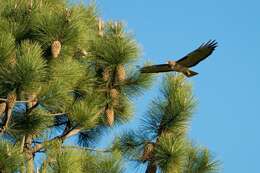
(83, 1, 260, 173)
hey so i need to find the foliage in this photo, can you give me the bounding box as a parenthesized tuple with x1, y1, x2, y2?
(0, 1, 219, 173)
(0, 140, 24, 173)
(183, 145, 220, 173)
(117, 75, 219, 173)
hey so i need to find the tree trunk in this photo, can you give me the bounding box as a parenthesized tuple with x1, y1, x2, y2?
(27, 157, 34, 173)
(25, 98, 35, 173)
(41, 160, 47, 173)
(145, 162, 157, 173)
(25, 135, 34, 173)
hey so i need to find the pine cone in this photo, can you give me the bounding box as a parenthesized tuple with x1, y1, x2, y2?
(27, 93, 38, 108)
(65, 8, 71, 18)
(29, 0, 33, 8)
(117, 64, 126, 82)
(0, 102, 6, 116)
(110, 89, 119, 99)
(80, 49, 88, 56)
(98, 18, 104, 37)
(102, 67, 110, 81)
(51, 40, 61, 58)
(141, 143, 154, 161)
(110, 89, 119, 106)
(113, 21, 123, 37)
(6, 92, 16, 109)
(99, 19, 104, 36)
(105, 107, 114, 126)
(9, 56, 16, 66)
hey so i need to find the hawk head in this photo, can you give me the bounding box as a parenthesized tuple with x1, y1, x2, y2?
(168, 61, 176, 69)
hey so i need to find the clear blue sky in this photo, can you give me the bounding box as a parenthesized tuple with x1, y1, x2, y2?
(82, 1, 259, 173)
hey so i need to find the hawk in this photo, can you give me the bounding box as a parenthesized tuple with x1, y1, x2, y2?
(140, 40, 217, 77)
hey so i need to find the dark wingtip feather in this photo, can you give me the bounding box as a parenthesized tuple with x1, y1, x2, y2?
(206, 40, 218, 49)
(176, 40, 218, 68)
(199, 40, 218, 50)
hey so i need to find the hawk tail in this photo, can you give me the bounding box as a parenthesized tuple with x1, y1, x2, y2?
(183, 70, 198, 77)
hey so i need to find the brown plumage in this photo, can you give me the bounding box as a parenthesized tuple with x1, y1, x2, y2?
(140, 40, 217, 77)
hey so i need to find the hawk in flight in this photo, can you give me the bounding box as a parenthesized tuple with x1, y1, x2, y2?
(140, 40, 218, 77)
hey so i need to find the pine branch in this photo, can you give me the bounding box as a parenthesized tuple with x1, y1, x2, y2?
(0, 92, 17, 133)
(63, 146, 111, 153)
(145, 162, 157, 173)
(0, 98, 28, 103)
(32, 126, 82, 153)
(50, 112, 67, 116)
(20, 136, 25, 153)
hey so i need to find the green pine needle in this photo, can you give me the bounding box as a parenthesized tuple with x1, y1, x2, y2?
(89, 24, 140, 65)
(0, 140, 24, 172)
(141, 74, 196, 139)
(8, 108, 54, 136)
(154, 135, 187, 173)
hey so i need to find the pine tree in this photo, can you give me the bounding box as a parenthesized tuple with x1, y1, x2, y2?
(116, 75, 220, 173)
(0, 1, 219, 173)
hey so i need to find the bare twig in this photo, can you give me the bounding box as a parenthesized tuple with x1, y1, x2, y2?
(0, 98, 28, 103)
(63, 146, 111, 153)
(20, 136, 25, 153)
(32, 127, 82, 153)
(50, 112, 67, 116)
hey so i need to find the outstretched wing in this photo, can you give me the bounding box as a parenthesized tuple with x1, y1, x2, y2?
(140, 64, 199, 77)
(140, 64, 172, 73)
(176, 40, 217, 68)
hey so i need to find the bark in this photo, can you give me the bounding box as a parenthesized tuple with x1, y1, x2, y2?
(1, 92, 16, 131)
(2, 108, 12, 130)
(24, 97, 36, 173)
(25, 135, 34, 173)
(20, 136, 25, 152)
(145, 161, 157, 173)
(61, 127, 81, 140)
(41, 160, 47, 173)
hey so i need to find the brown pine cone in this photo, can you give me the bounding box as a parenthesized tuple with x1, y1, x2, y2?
(110, 89, 119, 99)
(102, 67, 110, 81)
(27, 93, 38, 108)
(98, 18, 104, 37)
(105, 107, 114, 126)
(110, 89, 119, 106)
(117, 64, 126, 82)
(51, 40, 61, 58)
